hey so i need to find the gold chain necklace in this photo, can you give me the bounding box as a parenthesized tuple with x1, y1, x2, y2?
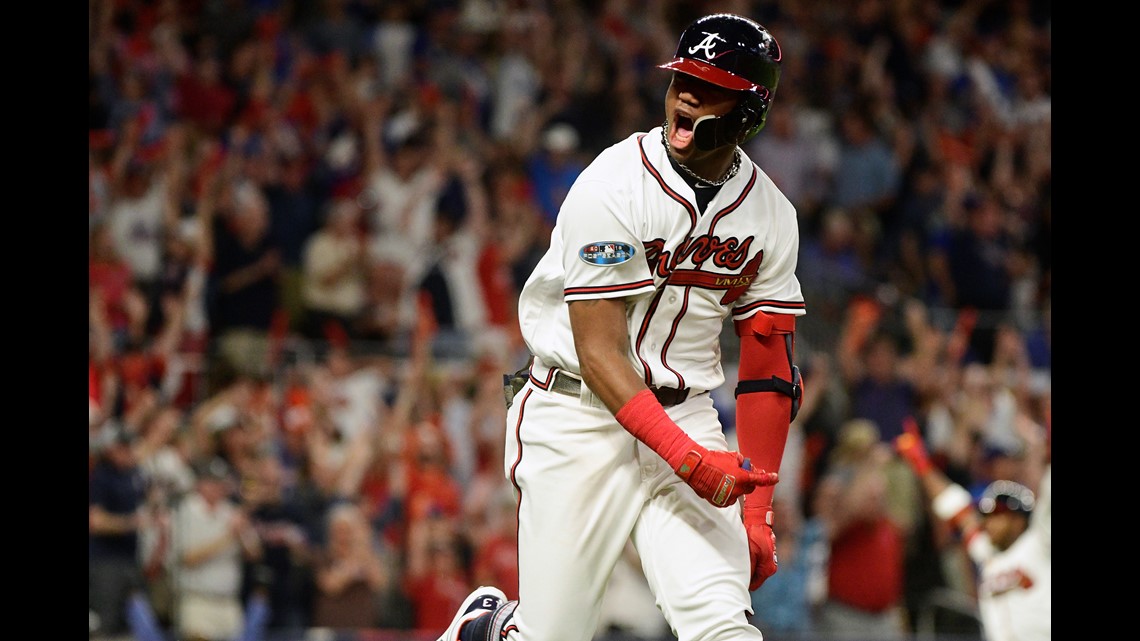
(660, 121, 741, 187)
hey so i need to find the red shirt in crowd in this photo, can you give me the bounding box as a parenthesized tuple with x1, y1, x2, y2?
(90, 258, 135, 333)
(404, 570, 470, 630)
(827, 516, 905, 612)
(472, 533, 519, 601)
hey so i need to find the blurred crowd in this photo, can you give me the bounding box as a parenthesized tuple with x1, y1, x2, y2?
(88, 0, 1050, 639)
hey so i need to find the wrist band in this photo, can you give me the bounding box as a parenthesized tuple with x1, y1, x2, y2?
(932, 484, 974, 522)
(615, 389, 696, 470)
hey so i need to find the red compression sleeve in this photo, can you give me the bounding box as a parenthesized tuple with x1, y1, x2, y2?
(614, 389, 697, 470)
(734, 313, 796, 508)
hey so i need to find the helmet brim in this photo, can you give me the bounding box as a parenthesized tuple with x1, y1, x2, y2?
(658, 58, 760, 92)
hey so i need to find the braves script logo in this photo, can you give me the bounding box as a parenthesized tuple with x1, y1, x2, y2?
(688, 31, 726, 59)
(643, 235, 762, 304)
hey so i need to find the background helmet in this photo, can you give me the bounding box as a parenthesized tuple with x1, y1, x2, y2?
(658, 13, 782, 147)
(978, 480, 1035, 516)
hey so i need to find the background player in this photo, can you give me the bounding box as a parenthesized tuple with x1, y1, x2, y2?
(437, 13, 804, 641)
(894, 420, 1051, 641)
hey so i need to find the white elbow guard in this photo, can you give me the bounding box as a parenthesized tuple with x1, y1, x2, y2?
(932, 484, 974, 522)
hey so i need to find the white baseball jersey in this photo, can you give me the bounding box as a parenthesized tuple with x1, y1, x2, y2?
(503, 126, 804, 641)
(968, 465, 1052, 641)
(518, 125, 805, 390)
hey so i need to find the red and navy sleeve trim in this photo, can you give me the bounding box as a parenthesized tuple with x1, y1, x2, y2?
(732, 299, 806, 316)
(564, 279, 655, 297)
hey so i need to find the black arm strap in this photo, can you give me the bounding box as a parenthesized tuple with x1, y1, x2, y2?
(734, 373, 799, 400)
(734, 333, 802, 420)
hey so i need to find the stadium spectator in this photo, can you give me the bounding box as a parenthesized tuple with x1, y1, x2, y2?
(525, 123, 586, 228)
(744, 81, 835, 220)
(311, 502, 391, 629)
(827, 107, 902, 219)
(403, 512, 472, 630)
(174, 53, 237, 138)
(240, 453, 315, 634)
(796, 208, 875, 338)
(469, 484, 520, 601)
(299, 197, 369, 342)
(360, 98, 446, 303)
(926, 189, 1019, 364)
(104, 150, 172, 336)
(263, 152, 325, 333)
(171, 457, 266, 641)
(206, 177, 283, 384)
(90, 219, 149, 349)
(812, 419, 909, 640)
(415, 154, 493, 350)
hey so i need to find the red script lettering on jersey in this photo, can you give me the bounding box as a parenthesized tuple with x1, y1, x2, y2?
(644, 237, 764, 305)
(644, 234, 754, 277)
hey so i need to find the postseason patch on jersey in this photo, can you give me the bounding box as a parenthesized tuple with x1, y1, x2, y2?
(579, 241, 636, 266)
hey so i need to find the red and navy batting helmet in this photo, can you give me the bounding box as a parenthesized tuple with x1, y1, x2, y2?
(658, 13, 782, 144)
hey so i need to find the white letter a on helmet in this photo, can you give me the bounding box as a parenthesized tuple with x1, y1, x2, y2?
(688, 32, 724, 59)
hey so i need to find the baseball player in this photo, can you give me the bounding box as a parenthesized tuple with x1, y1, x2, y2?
(438, 14, 804, 641)
(895, 420, 1051, 641)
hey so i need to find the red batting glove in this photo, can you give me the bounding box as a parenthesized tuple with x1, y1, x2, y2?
(675, 448, 779, 508)
(743, 499, 777, 590)
(615, 390, 777, 508)
(894, 416, 932, 476)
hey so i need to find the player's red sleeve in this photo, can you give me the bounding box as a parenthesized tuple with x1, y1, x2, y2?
(734, 311, 799, 508)
(734, 311, 801, 590)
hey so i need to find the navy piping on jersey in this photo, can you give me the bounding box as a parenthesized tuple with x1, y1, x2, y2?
(638, 134, 699, 230)
(658, 287, 691, 389)
(703, 164, 759, 245)
(527, 367, 556, 391)
(508, 388, 530, 528)
(633, 288, 668, 387)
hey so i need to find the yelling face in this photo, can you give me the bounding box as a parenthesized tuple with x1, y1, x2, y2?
(664, 72, 740, 162)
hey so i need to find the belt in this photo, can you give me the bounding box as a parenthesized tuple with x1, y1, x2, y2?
(548, 369, 696, 408)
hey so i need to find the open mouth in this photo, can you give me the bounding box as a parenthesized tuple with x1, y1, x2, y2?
(670, 112, 694, 149)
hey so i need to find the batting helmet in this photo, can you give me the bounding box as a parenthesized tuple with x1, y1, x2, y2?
(658, 13, 782, 149)
(978, 480, 1036, 516)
